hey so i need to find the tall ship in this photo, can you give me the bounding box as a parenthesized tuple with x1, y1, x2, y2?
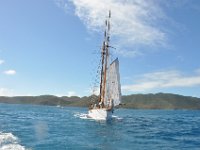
(87, 11, 121, 120)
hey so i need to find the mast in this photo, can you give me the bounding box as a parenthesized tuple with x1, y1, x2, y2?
(99, 41, 105, 103)
(99, 10, 111, 105)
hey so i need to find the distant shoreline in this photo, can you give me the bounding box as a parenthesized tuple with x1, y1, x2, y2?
(0, 93, 200, 110)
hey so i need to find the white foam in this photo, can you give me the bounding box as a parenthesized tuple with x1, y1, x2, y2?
(74, 113, 91, 120)
(112, 115, 123, 120)
(74, 113, 123, 121)
(0, 144, 25, 150)
(0, 132, 17, 146)
(0, 132, 27, 150)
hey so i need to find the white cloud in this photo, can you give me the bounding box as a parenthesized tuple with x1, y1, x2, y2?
(66, 91, 77, 97)
(0, 59, 4, 65)
(122, 70, 200, 92)
(56, 0, 171, 57)
(55, 0, 70, 13)
(4, 70, 16, 75)
(71, 0, 166, 43)
(0, 88, 14, 96)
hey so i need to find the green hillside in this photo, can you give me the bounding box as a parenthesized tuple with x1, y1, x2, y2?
(0, 93, 200, 109)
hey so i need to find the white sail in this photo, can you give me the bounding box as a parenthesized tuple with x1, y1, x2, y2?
(107, 58, 121, 106)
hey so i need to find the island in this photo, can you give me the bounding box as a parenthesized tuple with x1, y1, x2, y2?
(0, 93, 200, 109)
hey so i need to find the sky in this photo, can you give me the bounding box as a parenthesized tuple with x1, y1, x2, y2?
(0, 0, 200, 97)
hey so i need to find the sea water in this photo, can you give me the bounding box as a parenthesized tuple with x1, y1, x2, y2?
(0, 103, 200, 150)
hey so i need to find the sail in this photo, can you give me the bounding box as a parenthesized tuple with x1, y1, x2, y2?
(107, 58, 121, 106)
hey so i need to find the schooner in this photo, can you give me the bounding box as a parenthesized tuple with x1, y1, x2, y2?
(87, 11, 121, 120)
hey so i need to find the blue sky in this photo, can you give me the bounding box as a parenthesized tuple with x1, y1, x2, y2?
(0, 0, 200, 97)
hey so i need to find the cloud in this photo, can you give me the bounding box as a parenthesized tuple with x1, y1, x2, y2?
(0, 88, 14, 96)
(55, 0, 171, 57)
(66, 91, 77, 97)
(0, 59, 4, 65)
(122, 69, 200, 92)
(55, 0, 71, 13)
(4, 70, 16, 75)
(72, 0, 167, 43)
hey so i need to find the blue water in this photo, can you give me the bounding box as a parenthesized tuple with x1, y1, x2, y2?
(0, 103, 200, 150)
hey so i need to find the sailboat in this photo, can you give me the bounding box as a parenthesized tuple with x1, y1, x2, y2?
(87, 11, 121, 120)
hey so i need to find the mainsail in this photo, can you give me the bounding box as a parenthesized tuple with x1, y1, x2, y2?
(105, 58, 121, 106)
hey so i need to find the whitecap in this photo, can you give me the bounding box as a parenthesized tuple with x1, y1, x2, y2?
(0, 144, 25, 150)
(74, 113, 91, 120)
(0, 132, 17, 146)
(74, 112, 123, 121)
(0, 132, 28, 150)
(111, 115, 123, 120)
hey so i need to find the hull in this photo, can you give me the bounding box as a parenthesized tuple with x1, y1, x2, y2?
(88, 108, 113, 120)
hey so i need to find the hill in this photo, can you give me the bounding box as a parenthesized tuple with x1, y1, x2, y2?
(122, 93, 200, 109)
(0, 93, 200, 109)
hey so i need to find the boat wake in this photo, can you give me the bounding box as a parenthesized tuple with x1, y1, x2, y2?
(111, 115, 123, 121)
(74, 113, 123, 121)
(0, 132, 28, 150)
(74, 113, 91, 120)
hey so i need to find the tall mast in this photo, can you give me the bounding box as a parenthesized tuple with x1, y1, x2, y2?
(99, 10, 111, 105)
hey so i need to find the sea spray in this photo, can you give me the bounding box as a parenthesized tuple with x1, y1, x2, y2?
(0, 132, 26, 150)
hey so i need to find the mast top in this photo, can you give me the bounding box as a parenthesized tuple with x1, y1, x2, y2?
(109, 10, 111, 18)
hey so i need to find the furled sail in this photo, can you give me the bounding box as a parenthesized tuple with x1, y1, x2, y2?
(106, 58, 121, 106)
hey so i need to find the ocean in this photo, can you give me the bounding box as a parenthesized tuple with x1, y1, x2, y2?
(0, 103, 200, 150)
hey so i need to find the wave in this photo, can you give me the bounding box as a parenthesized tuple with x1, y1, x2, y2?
(74, 112, 123, 121)
(74, 112, 91, 120)
(111, 115, 123, 120)
(0, 132, 28, 150)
